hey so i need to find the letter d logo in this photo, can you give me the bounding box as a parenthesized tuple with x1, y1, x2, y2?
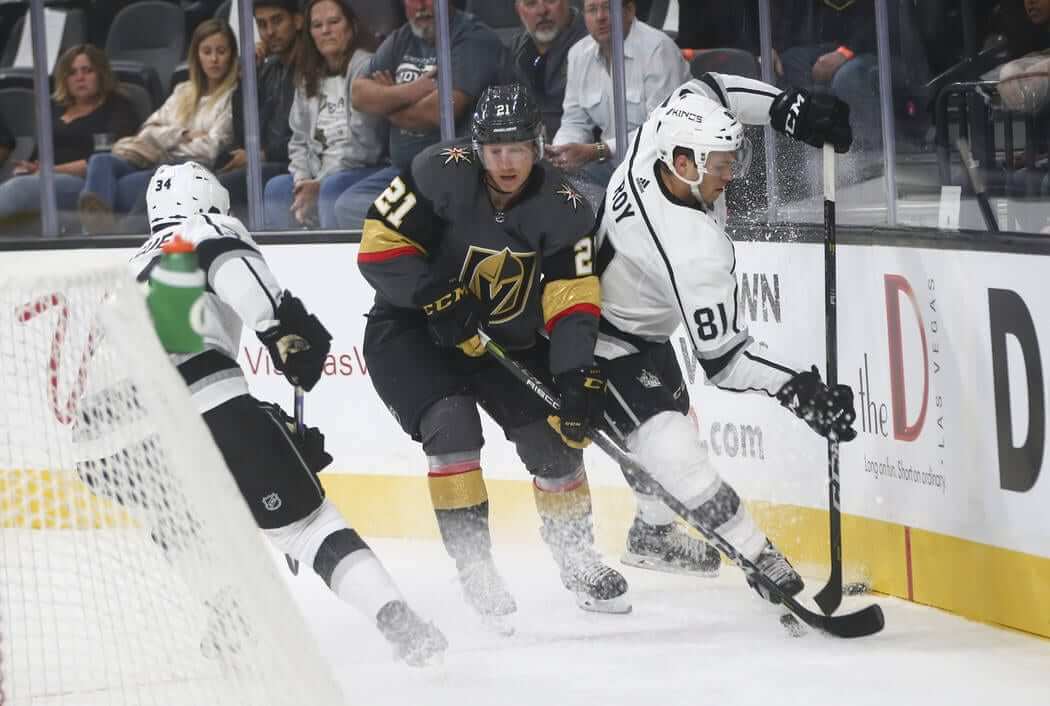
(884, 275, 928, 441)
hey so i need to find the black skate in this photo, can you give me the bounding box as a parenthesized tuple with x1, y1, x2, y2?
(458, 556, 517, 635)
(376, 600, 448, 667)
(622, 518, 721, 577)
(559, 549, 631, 614)
(747, 541, 804, 605)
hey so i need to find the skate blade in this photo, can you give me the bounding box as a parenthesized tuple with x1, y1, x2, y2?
(621, 551, 720, 578)
(574, 592, 632, 614)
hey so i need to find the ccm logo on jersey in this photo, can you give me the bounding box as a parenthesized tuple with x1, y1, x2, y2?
(665, 108, 704, 124)
(784, 93, 806, 137)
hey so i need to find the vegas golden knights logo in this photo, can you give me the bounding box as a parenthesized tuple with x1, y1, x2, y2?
(459, 246, 537, 324)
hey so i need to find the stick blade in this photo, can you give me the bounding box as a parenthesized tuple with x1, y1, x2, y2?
(823, 603, 885, 639)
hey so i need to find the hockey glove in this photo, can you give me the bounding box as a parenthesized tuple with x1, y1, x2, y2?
(257, 400, 334, 474)
(775, 366, 857, 442)
(769, 88, 853, 154)
(420, 279, 485, 357)
(548, 366, 607, 449)
(258, 291, 332, 392)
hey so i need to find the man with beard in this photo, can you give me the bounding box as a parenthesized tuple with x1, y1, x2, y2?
(507, 0, 588, 139)
(215, 0, 303, 220)
(334, 0, 506, 229)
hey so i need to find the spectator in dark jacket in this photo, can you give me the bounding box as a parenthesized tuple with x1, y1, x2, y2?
(0, 114, 13, 171)
(773, 0, 878, 149)
(216, 0, 303, 221)
(507, 0, 588, 139)
(0, 44, 137, 233)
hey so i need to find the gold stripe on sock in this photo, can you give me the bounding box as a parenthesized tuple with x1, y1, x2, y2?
(428, 468, 488, 511)
(533, 477, 592, 520)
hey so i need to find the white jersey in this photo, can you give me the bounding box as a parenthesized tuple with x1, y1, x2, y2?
(129, 213, 282, 412)
(596, 72, 798, 396)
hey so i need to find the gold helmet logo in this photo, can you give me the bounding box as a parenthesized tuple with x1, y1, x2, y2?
(460, 246, 537, 324)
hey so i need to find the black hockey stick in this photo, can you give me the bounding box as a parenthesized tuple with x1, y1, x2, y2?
(479, 332, 884, 638)
(284, 386, 306, 576)
(957, 137, 1000, 233)
(813, 144, 843, 616)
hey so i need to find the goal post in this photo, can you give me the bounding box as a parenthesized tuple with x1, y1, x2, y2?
(0, 262, 344, 705)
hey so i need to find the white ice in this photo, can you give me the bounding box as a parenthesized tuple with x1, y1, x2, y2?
(283, 538, 1050, 706)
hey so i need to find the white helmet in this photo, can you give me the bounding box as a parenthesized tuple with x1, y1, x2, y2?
(654, 93, 752, 197)
(146, 161, 230, 231)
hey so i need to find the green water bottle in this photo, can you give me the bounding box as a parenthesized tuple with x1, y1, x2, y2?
(147, 235, 206, 353)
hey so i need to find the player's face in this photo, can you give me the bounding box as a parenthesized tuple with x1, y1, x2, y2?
(66, 53, 100, 104)
(700, 150, 737, 203)
(198, 32, 233, 87)
(517, 0, 571, 45)
(310, 1, 353, 66)
(256, 7, 301, 57)
(482, 141, 536, 195)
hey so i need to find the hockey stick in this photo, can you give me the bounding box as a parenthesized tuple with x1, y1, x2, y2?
(957, 137, 1000, 233)
(813, 144, 843, 616)
(479, 331, 884, 638)
(284, 385, 307, 576)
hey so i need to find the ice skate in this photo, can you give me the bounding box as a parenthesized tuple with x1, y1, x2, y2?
(376, 600, 448, 667)
(558, 547, 631, 614)
(458, 555, 517, 634)
(747, 540, 804, 604)
(622, 518, 721, 577)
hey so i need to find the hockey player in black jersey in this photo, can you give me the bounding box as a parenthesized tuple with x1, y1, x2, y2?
(593, 73, 856, 604)
(358, 83, 630, 627)
(120, 161, 446, 665)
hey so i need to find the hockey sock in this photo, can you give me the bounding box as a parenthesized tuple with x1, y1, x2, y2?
(427, 454, 493, 569)
(264, 499, 403, 620)
(633, 491, 678, 527)
(533, 469, 596, 561)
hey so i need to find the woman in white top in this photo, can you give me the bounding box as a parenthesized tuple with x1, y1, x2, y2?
(263, 0, 386, 228)
(77, 18, 238, 234)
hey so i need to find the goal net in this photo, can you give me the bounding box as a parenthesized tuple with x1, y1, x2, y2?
(0, 262, 345, 706)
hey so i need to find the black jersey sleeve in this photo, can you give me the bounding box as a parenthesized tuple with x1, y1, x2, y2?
(540, 180, 601, 376)
(357, 166, 443, 309)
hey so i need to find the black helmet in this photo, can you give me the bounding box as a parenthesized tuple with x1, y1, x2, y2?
(471, 83, 545, 160)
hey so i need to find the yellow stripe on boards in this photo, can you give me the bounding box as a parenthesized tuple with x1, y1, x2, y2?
(0, 469, 137, 529)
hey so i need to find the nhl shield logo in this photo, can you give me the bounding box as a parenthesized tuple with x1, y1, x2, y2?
(459, 245, 537, 324)
(262, 492, 282, 511)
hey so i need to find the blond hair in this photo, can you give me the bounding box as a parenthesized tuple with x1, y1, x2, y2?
(177, 19, 239, 122)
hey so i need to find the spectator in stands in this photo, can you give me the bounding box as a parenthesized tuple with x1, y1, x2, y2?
(773, 1, 878, 150)
(263, 0, 386, 228)
(547, 0, 688, 190)
(0, 44, 137, 234)
(78, 19, 238, 234)
(331, 0, 506, 229)
(216, 0, 303, 222)
(507, 0, 588, 139)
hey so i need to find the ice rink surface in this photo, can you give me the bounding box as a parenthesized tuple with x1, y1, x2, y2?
(285, 538, 1050, 706)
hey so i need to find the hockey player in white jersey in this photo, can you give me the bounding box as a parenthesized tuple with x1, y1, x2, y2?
(128, 161, 447, 665)
(594, 74, 856, 601)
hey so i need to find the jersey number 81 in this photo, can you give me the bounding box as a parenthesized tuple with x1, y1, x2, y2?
(693, 303, 732, 341)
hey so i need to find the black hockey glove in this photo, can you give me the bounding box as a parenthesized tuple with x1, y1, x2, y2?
(769, 88, 853, 154)
(257, 291, 332, 392)
(257, 401, 333, 474)
(548, 366, 607, 449)
(419, 279, 485, 357)
(775, 366, 857, 442)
